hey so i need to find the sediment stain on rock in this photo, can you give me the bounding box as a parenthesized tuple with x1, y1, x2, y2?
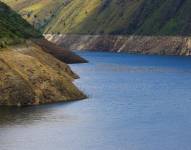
(46, 34, 191, 56)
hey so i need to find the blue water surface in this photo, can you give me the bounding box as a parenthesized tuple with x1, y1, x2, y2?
(1, 52, 191, 150)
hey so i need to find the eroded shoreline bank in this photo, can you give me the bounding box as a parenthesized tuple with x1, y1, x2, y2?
(0, 39, 87, 106)
(45, 34, 191, 56)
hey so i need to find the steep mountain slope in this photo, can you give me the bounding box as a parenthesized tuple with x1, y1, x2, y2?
(0, 1, 41, 46)
(0, 2, 86, 106)
(2, 0, 69, 31)
(0, 1, 87, 63)
(3, 0, 191, 56)
(3, 0, 191, 36)
(0, 42, 86, 106)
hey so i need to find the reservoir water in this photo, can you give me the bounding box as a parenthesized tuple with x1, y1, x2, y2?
(1, 52, 191, 150)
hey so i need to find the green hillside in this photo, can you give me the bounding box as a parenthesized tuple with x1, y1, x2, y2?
(3, 0, 191, 36)
(0, 1, 41, 47)
(1, 0, 69, 31)
(0, 1, 86, 106)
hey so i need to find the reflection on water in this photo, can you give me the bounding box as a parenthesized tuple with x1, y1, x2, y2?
(0, 102, 75, 127)
(1, 52, 191, 150)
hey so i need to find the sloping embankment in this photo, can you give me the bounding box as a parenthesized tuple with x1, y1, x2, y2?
(45, 34, 191, 56)
(33, 38, 88, 64)
(0, 40, 86, 106)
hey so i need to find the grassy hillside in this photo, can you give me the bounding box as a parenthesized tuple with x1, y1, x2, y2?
(0, 1, 87, 63)
(2, 0, 69, 31)
(0, 2, 87, 106)
(0, 1, 41, 47)
(3, 0, 191, 36)
(0, 41, 86, 106)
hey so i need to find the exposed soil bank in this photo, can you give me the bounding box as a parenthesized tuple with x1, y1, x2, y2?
(33, 38, 88, 64)
(45, 34, 191, 56)
(0, 40, 86, 106)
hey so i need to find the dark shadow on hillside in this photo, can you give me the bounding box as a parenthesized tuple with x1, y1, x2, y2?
(71, 0, 191, 36)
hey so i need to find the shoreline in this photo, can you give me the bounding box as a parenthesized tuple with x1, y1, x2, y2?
(0, 39, 87, 106)
(45, 34, 191, 56)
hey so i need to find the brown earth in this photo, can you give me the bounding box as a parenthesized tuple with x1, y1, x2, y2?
(0, 40, 86, 106)
(33, 38, 88, 64)
(45, 34, 191, 56)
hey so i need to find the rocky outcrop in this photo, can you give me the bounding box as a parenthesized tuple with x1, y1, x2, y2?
(0, 41, 86, 106)
(45, 34, 191, 56)
(33, 38, 88, 64)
